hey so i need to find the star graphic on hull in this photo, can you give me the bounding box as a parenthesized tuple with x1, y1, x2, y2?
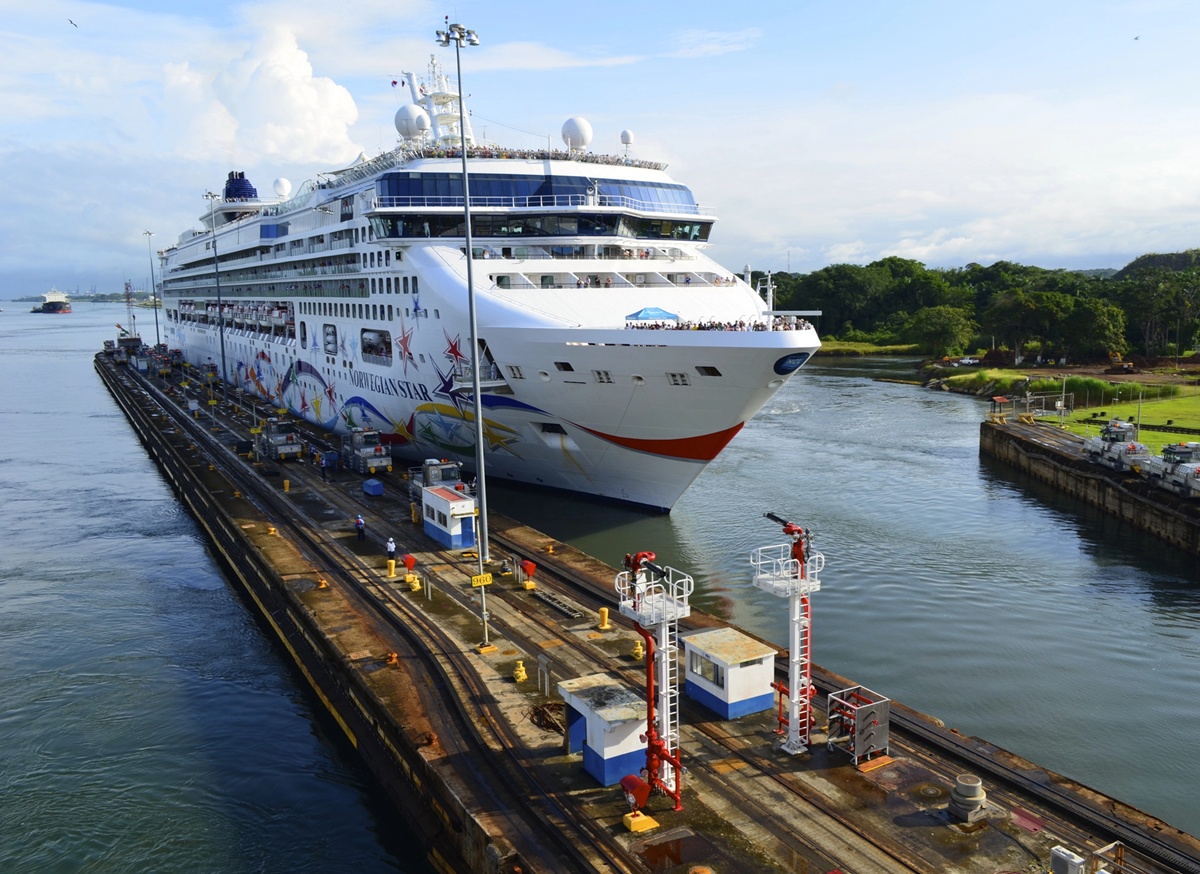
(428, 405, 467, 443)
(389, 414, 417, 444)
(482, 420, 521, 455)
(396, 319, 417, 375)
(432, 363, 472, 414)
(443, 329, 469, 366)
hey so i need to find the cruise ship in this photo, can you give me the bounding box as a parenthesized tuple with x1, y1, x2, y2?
(159, 56, 819, 511)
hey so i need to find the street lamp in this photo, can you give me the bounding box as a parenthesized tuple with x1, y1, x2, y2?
(203, 191, 228, 400)
(436, 20, 489, 574)
(143, 230, 160, 347)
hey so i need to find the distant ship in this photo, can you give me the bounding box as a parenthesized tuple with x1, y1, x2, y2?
(31, 289, 71, 314)
(159, 55, 819, 511)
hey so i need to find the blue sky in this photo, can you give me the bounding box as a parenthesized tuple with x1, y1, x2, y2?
(2, 0, 1197, 297)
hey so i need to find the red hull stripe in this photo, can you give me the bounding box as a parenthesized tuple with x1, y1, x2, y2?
(576, 421, 745, 461)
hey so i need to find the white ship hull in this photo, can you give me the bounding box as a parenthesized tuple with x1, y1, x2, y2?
(159, 61, 818, 511)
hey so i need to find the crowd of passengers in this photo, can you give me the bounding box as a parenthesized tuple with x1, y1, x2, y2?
(625, 317, 814, 332)
(408, 145, 664, 170)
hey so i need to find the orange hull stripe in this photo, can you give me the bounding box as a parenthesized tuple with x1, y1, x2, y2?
(576, 421, 745, 461)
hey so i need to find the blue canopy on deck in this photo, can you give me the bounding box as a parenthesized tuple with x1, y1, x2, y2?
(625, 306, 679, 321)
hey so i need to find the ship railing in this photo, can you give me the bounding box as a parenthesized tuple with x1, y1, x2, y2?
(371, 193, 713, 217)
(450, 361, 509, 390)
(362, 351, 394, 367)
(472, 248, 697, 263)
(400, 145, 668, 171)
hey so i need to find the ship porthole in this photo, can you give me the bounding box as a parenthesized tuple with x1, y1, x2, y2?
(631, 375, 644, 385)
(767, 378, 784, 388)
(538, 370, 551, 381)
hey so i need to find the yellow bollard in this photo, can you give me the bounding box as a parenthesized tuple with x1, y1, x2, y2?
(406, 573, 421, 593)
(597, 607, 611, 631)
(513, 660, 527, 683)
(267, 526, 276, 536)
(631, 639, 644, 660)
(283, 479, 290, 492)
(387, 559, 397, 578)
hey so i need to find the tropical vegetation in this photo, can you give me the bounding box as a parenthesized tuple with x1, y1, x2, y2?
(756, 252, 1200, 361)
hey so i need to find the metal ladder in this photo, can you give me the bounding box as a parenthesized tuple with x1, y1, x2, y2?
(658, 609, 681, 787)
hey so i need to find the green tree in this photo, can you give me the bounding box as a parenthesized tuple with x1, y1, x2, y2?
(904, 306, 977, 356)
(981, 288, 1040, 359)
(1062, 297, 1126, 360)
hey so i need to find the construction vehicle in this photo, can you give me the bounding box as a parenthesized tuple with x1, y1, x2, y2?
(1084, 420, 1150, 471)
(1105, 351, 1137, 374)
(342, 427, 392, 475)
(1143, 443, 1200, 498)
(255, 417, 303, 462)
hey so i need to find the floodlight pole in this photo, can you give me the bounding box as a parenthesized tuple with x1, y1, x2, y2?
(437, 19, 489, 571)
(203, 191, 228, 401)
(144, 230, 160, 347)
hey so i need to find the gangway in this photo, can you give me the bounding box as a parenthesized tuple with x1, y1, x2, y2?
(751, 513, 825, 754)
(615, 551, 693, 810)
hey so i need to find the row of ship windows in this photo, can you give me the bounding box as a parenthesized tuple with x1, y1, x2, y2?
(368, 213, 710, 242)
(297, 322, 719, 388)
(297, 297, 424, 321)
(376, 173, 698, 209)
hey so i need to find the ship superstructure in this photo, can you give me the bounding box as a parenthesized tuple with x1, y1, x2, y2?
(159, 56, 819, 510)
(32, 289, 71, 313)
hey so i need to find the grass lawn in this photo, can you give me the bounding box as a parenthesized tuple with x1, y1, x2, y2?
(940, 368, 1200, 453)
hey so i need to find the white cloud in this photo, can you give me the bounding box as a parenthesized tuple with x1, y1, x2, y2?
(671, 28, 760, 59)
(209, 26, 360, 164)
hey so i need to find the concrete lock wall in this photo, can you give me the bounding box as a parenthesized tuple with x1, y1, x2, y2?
(980, 423, 1200, 555)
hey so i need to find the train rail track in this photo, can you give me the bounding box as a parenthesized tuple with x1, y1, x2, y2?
(101, 359, 642, 873)
(113, 358, 1200, 874)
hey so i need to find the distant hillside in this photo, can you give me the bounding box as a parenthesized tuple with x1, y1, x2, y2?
(1074, 268, 1119, 279)
(1113, 249, 1200, 280)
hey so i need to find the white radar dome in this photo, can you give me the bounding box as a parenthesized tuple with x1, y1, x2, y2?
(395, 104, 432, 140)
(562, 117, 593, 150)
(273, 178, 292, 197)
(620, 130, 634, 146)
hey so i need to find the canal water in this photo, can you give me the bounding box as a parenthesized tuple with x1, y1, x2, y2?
(0, 305, 420, 873)
(2, 304, 1196, 874)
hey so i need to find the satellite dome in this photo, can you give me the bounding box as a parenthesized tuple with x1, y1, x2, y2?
(562, 117, 593, 150)
(395, 104, 432, 140)
(620, 130, 634, 146)
(273, 178, 292, 198)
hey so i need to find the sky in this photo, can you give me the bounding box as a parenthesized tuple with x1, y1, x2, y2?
(2, 0, 1198, 297)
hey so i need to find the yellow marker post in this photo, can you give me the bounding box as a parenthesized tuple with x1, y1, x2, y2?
(387, 559, 397, 578)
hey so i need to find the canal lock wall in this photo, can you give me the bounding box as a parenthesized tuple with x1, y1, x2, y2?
(980, 421, 1200, 555)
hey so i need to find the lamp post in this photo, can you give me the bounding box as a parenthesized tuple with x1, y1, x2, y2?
(203, 191, 228, 400)
(437, 20, 489, 574)
(143, 230, 160, 347)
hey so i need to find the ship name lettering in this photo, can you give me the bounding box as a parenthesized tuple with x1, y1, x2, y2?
(348, 370, 431, 402)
